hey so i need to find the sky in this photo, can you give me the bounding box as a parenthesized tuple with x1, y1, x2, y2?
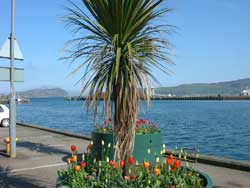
(0, 0, 250, 95)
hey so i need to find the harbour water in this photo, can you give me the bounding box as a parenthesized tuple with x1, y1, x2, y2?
(16, 98, 250, 160)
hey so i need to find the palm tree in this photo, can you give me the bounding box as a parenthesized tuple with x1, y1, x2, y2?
(63, 0, 173, 164)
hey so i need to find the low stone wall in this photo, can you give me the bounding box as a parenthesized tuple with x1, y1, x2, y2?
(17, 122, 91, 141)
(17, 122, 250, 172)
(164, 151, 250, 172)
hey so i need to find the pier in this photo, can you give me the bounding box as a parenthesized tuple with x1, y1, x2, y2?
(65, 95, 250, 101)
(0, 123, 250, 187)
(0, 96, 30, 104)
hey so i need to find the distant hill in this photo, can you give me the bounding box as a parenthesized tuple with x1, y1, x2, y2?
(155, 78, 250, 96)
(18, 88, 68, 98)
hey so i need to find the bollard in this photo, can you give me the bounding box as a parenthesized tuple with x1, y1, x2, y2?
(4, 137, 10, 155)
(4, 137, 18, 155)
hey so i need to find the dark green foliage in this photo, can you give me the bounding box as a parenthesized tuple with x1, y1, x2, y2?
(156, 78, 250, 96)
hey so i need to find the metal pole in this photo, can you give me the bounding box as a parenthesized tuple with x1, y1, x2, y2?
(9, 0, 16, 158)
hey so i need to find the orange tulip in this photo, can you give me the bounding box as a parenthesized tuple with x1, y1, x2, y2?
(67, 158, 72, 164)
(114, 164, 119, 169)
(143, 161, 150, 169)
(72, 155, 77, 162)
(154, 167, 160, 176)
(74, 165, 81, 171)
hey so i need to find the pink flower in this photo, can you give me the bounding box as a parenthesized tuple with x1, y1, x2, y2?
(124, 176, 130, 180)
(153, 123, 158, 128)
(104, 120, 110, 125)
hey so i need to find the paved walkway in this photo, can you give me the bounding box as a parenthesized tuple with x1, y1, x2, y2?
(0, 125, 249, 188)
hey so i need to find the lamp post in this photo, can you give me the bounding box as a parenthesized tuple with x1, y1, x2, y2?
(10, 0, 16, 158)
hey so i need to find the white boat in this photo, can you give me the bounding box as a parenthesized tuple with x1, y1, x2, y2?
(16, 96, 22, 102)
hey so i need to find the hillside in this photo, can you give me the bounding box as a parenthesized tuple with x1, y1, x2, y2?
(155, 78, 250, 96)
(18, 88, 68, 98)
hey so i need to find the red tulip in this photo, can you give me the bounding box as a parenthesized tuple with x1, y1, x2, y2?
(80, 161, 86, 168)
(136, 120, 141, 127)
(166, 158, 172, 165)
(131, 175, 136, 180)
(170, 166, 176, 172)
(128, 156, 134, 165)
(119, 160, 125, 167)
(168, 154, 174, 160)
(109, 160, 115, 167)
(71, 145, 77, 152)
(173, 160, 180, 169)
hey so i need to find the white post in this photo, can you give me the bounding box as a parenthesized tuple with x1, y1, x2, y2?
(9, 0, 16, 158)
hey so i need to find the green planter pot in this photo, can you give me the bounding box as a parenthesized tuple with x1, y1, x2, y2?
(91, 131, 162, 163)
(199, 171, 213, 188)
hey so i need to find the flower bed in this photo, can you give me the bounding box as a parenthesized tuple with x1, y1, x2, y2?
(95, 119, 160, 134)
(57, 145, 213, 188)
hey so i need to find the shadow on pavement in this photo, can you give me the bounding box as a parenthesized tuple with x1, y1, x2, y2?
(0, 167, 45, 188)
(0, 149, 9, 157)
(17, 141, 70, 156)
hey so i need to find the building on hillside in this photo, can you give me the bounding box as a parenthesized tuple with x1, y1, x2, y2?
(241, 89, 250, 96)
(151, 87, 155, 97)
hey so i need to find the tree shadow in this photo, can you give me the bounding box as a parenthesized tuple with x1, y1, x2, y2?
(0, 149, 9, 157)
(17, 141, 70, 156)
(0, 166, 46, 188)
(61, 153, 84, 163)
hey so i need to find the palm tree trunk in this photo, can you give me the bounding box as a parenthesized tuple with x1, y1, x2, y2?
(113, 83, 137, 168)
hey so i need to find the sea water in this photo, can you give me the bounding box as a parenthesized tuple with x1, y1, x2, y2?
(16, 98, 250, 160)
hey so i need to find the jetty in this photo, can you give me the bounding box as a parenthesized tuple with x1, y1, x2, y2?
(65, 95, 250, 101)
(0, 123, 250, 188)
(0, 96, 30, 104)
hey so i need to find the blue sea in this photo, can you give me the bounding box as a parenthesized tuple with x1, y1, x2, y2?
(16, 98, 250, 161)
